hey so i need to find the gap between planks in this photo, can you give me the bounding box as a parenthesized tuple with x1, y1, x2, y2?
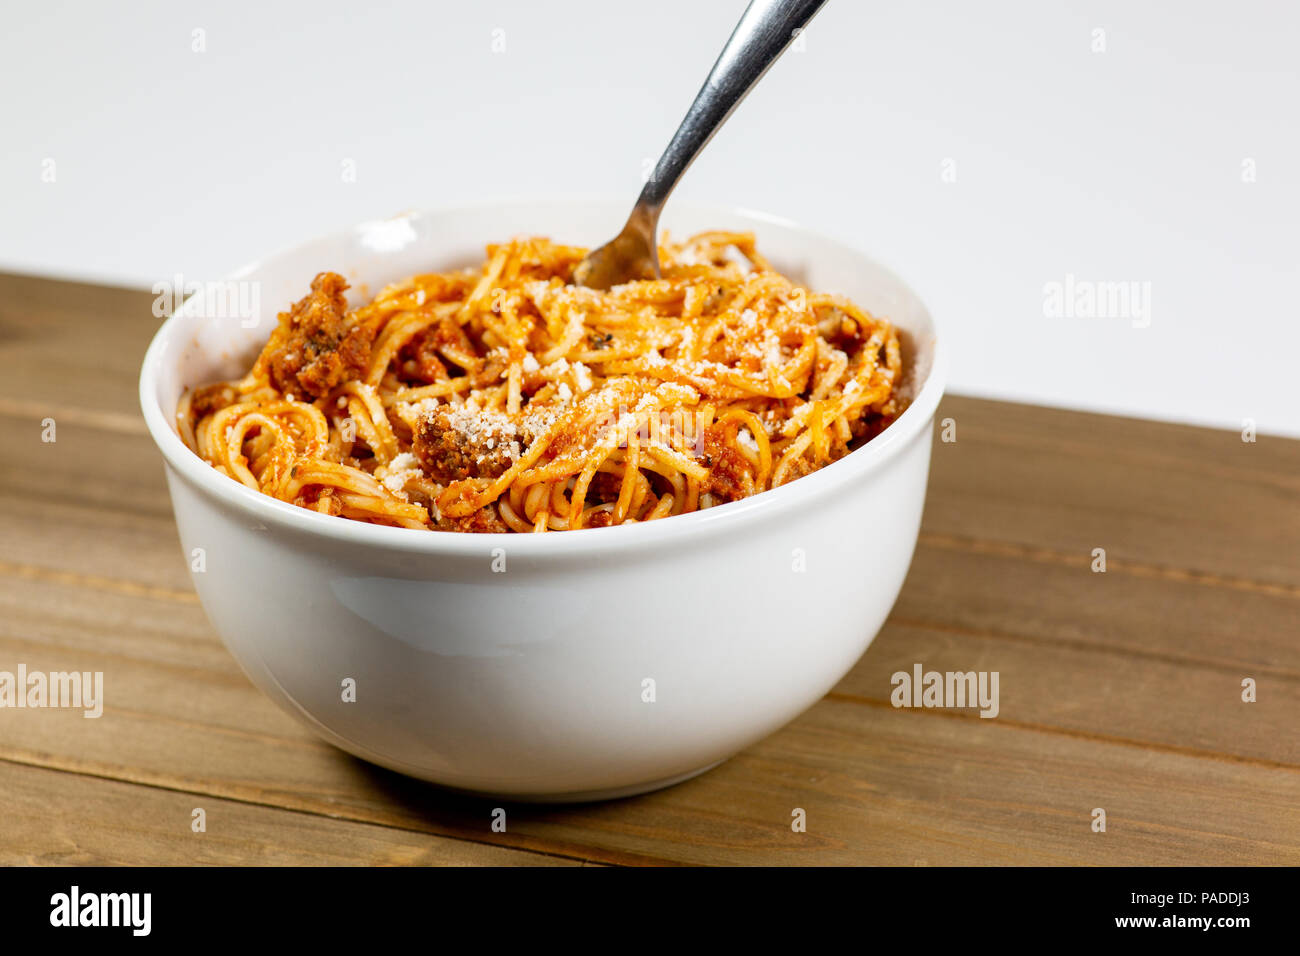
(920, 532, 1300, 601)
(0, 749, 666, 868)
(0, 750, 616, 868)
(821, 693, 1300, 774)
(0, 397, 147, 436)
(886, 614, 1300, 683)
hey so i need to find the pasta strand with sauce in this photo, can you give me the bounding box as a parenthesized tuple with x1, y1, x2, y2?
(178, 231, 904, 532)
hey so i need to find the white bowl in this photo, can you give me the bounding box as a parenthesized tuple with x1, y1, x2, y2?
(139, 199, 946, 801)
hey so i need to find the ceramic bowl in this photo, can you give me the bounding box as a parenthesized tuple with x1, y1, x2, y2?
(139, 199, 945, 801)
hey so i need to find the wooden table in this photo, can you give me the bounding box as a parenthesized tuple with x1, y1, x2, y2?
(1, 272, 1296, 866)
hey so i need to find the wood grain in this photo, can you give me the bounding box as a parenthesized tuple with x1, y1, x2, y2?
(0, 760, 576, 866)
(1, 271, 1296, 865)
(926, 397, 1300, 587)
(1, 564, 1295, 866)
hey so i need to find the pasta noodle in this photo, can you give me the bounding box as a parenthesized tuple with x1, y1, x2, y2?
(177, 231, 904, 533)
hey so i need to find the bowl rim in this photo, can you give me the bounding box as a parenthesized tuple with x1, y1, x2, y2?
(139, 198, 948, 557)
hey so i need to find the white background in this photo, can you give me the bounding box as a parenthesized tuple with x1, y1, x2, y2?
(2, 0, 1296, 435)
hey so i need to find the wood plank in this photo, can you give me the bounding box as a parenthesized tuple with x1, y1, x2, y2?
(0, 417, 168, 520)
(1, 571, 1296, 865)
(0, 494, 189, 594)
(0, 759, 576, 866)
(894, 545, 1300, 674)
(3, 683, 1295, 866)
(835, 619, 1300, 767)
(926, 397, 1300, 587)
(3, 542, 1296, 765)
(0, 274, 160, 421)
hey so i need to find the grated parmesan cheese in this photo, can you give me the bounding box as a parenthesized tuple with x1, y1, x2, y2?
(572, 361, 593, 393)
(380, 452, 423, 499)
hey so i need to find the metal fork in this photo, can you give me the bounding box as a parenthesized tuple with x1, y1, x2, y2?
(573, 0, 829, 289)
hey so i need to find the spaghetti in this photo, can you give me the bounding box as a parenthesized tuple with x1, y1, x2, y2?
(178, 231, 904, 532)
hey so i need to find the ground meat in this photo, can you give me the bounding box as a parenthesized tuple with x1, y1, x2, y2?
(412, 406, 518, 483)
(848, 410, 895, 446)
(295, 487, 343, 516)
(776, 455, 816, 486)
(816, 305, 862, 353)
(398, 327, 449, 383)
(699, 423, 752, 502)
(434, 507, 509, 534)
(189, 382, 239, 419)
(584, 508, 615, 528)
(260, 272, 374, 398)
(587, 471, 622, 503)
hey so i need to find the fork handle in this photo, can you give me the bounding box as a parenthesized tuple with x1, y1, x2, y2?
(638, 0, 830, 221)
